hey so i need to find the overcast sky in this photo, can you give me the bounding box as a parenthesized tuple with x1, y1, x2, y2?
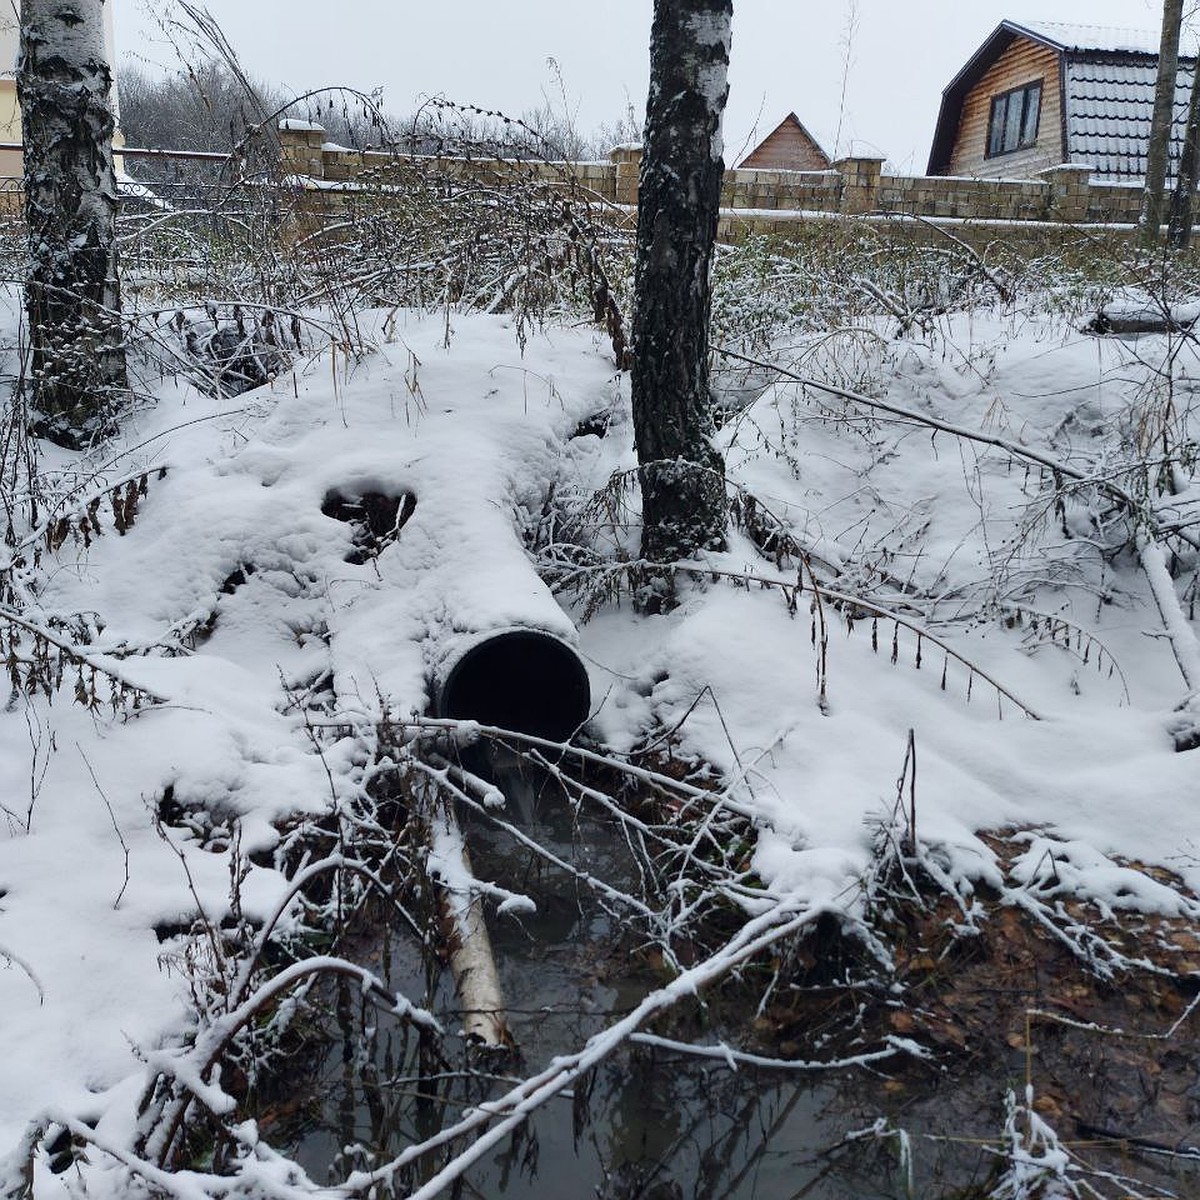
(116, 0, 1169, 172)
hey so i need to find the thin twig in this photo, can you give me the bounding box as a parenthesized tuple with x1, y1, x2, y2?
(77, 744, 131, 909)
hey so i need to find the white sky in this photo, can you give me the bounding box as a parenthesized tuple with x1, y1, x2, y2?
(116, 0, 1168, 171)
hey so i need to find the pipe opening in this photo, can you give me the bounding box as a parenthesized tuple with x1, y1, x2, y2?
(436, 630, 591, 743)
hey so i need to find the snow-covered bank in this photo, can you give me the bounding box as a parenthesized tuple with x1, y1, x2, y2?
(0, 311, 618, 1163)
(1, 296, 1198, 1192)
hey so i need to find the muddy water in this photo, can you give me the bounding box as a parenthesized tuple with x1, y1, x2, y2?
(275, 799, 920, 1199)
(275, 797, 1200, 1199)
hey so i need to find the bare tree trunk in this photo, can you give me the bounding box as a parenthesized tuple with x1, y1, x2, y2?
(1168, 53, 1200, 248)
(19, 0, 126, 449)
(1138, 0, 1184, 249)
(631, 0, 732, 612)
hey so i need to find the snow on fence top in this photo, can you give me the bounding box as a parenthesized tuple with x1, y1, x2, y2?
(274, 126, 1147, 227)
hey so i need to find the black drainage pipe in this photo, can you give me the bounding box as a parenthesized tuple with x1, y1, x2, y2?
(434, 629, 591, 743)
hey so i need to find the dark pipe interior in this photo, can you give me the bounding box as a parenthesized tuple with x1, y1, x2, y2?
(436, 630, 591, 743)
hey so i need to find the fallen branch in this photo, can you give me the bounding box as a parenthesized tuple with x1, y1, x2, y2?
(906, 213, 1015, 304)
(426, 796, 515, 1051)
(714, 345, 1200, 700)
(427, 756, 662, 927)
(1138, 532, 1200, 695)
(0, 603, 169, 707)
(0, 944, 44, 1004)
(226, 853, 423, 1012)
(551, 557, 1043, 720)
(628, 1031, 927, 1071)
(146, 956, 440, 1168)
(1074, 1120, 1200, 1161)
(712, 345, 1146, 520)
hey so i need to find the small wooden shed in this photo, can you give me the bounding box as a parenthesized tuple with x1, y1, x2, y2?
(928, 20, 1198, 182)
(737, 112, 831, 171)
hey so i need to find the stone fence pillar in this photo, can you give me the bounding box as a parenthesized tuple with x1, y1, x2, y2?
(1037, 164, 1092, 222)
(610, 144, 643, 208)
(278, 120, 326, 179)
(834, 156, 885, 215)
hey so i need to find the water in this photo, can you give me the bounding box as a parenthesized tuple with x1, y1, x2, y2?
(272, 789, 1200, 1200)
(273, 796, 924, 1200)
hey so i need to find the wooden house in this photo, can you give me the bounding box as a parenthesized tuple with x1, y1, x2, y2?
(737, 112, 831, 171)
(927, 20, 1197, 182)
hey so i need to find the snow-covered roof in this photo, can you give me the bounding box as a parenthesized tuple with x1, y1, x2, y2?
(1010, 20, 1188, 57)
(1014, 19, 1200, 180)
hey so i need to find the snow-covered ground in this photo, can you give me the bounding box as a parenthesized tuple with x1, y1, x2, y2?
(1, 294, 1198, 1192)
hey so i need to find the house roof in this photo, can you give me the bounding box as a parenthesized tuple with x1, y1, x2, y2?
(927, 18, 1198, 180)
(1065, 53, 1194, 181)
(737, 112, 831, 171)
(1011, 20, 1200, 58)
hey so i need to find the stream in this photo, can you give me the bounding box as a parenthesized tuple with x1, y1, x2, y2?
(269, 784, 1200, 1200)
(273, 794, 907, 1199)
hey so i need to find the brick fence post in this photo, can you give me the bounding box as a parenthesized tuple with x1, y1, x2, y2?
(610, 144, 643, 208)
(1036, 163, 1093, 222)
(278, 120, 326, 179)
(834, 155, 885, 215)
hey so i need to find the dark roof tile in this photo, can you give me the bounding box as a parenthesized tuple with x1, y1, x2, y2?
(1064, 55, 1193, 180)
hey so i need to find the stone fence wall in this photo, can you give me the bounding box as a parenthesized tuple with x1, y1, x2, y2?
(277, 123, 1146, 234)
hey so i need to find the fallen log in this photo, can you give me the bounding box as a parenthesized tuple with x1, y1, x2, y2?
(1085, 302, 1200, 336)
(427, 801, 514, 1051)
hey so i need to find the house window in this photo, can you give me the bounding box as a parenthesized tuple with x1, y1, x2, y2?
(986, 80, 1042, 158)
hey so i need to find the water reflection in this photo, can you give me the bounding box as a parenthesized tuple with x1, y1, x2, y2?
(277, 801, 922, 1200)
(268, 778, 1200, 1200)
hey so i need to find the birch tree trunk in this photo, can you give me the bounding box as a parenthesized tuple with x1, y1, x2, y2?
(18, 0, 126, 448)
(631, 0, 732, 612)
(1168, 53, 1200, 248)
(1138, 0, 1184, 249)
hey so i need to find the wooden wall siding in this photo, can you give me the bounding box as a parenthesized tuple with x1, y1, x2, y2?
(948, 38, 1062, 178)
(739, 117, 831, 171)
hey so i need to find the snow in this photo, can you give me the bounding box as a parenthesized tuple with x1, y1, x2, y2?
(1011, 20, 1200, 58)
(719, 206, 1142, 232)
(2, 288, 1200, 1189)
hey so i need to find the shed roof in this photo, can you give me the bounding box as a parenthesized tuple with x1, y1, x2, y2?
(737, 112, 831, 171)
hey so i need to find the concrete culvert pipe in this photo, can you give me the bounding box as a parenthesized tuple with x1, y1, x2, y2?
(435, 629, 591, 743)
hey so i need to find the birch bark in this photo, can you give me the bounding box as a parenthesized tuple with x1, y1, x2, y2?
(631, 0, 732, 611)
(1138, 0, 1184, 248)
(19, 0, 126, 448)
